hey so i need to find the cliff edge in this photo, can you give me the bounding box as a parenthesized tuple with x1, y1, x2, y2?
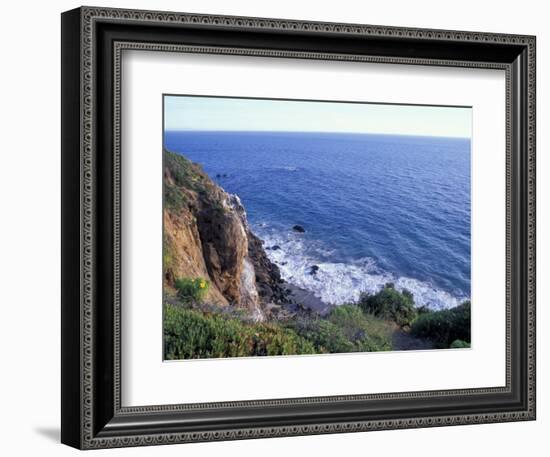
(163, 149, 286, 320)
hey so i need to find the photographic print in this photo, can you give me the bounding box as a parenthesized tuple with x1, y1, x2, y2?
(163, 95, 472, 360)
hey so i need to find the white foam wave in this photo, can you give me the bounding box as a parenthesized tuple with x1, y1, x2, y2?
(259, 228, 466, 310)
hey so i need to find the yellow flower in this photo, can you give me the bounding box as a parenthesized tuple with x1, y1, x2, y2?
(199, 280, 206, 289)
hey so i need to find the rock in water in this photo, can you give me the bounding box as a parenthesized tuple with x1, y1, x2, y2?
(309, 265, 319, 275)
(292, 225, 306, 233)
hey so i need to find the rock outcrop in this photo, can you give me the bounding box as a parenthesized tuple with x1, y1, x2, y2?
(163, 150, 286, 320)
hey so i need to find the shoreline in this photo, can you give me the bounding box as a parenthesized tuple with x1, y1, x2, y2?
(258, 226, 469, 311)
(284, 283, 334, 316)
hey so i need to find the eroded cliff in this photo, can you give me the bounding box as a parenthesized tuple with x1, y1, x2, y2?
(163, 149, 286, 320)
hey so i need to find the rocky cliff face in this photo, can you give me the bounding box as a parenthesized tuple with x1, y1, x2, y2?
(163, 150, 286, 320)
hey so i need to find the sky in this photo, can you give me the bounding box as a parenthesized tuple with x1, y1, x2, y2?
(164, 95, 472, 138)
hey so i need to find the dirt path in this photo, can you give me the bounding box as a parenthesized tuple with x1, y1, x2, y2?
(391, 325, 433, 351)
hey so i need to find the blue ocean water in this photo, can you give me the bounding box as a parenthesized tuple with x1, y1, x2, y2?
(165, 131, 471, 309)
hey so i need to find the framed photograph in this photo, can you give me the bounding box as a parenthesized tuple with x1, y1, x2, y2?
(61, 6, 536, 449)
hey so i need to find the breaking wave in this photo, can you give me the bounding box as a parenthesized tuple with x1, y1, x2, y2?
(257, 226, 467, 310)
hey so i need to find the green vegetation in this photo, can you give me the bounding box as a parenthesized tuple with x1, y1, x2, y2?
(165, 275, 471, 358)
(174, 277, 210, 304)
(411, 301, 471, 348)
(164, 149, 209, 211)
(286, 318, 355, 353)
(358, 283, 417, 326)
(164, 301, 393, 360)
(164, 181, 187, 211)
(165, 150, 204, 191)
(326, 305, 391, 351)
(164, 304, 316, 359)
(450, 339, 471, 349)
(164, 283, 472, 358)
(286, 303, 393, 354)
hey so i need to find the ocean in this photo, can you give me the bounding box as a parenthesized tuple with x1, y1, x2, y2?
(164, 130, 471, 310)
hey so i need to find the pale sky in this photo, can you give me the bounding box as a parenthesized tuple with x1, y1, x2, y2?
(164, 95, 472, 138)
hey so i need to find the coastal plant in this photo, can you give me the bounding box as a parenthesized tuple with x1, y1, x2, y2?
(410, 301, 471, 348)
(449, 339, 471, 349)
(358, 283, 418, 326)
(174, 277, 210, 304)
(287, 305, 392, 353)
(287, 318, 355, 353)
(163, 304, 316, 359)
(165, 150, 200, 190)
(164, 182, 187, 211)
(163, 302, 394, 359)
(328, 305, 392, 351)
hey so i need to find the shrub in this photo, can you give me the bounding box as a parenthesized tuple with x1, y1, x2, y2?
(164, 304, 316, 359)
(288, 318, 355, 353)
(288, 305, 392, 353)
(164, 303, 394, 360)
(410, 301, 471, 348)
(328, 305, 391, 351)
(450, 339, 471, 349)
(174, 277, 210, 304)
(358, 283, 418, 326)
(165, 149, 206, 193)
(164, 182, 187, 211)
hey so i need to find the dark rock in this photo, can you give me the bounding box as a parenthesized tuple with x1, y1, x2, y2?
(309, 265, 320, 275)
(292, 225, 306, 233)
(271, 245, 281, 251)
(246, 228, 290, 305)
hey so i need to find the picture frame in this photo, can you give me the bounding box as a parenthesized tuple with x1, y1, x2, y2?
(61, 6, 536, 449)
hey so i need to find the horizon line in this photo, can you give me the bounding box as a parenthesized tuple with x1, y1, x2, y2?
(163, 129, 471, 140)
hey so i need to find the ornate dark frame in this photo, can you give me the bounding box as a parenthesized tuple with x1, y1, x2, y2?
(61, 6, 536, 450)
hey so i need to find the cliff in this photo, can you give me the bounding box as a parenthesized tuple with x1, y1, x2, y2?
(163, 149, 286, 320)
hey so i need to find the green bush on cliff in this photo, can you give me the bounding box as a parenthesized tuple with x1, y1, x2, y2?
(174, 277, 210, 304)
(287, 318, 354, 353)
(164, 182, 187, 211)
(164, 150, 204, 212)
(328, 305, 392, 351)
(165, 149, 206, 193)
(410, 301, 471, 348)
(164, 304, 316, 359)
(287, 305, 391, 353)
(358, 283, 417, 326)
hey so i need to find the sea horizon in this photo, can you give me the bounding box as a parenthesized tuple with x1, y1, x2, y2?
(164, 129, 472, 141)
